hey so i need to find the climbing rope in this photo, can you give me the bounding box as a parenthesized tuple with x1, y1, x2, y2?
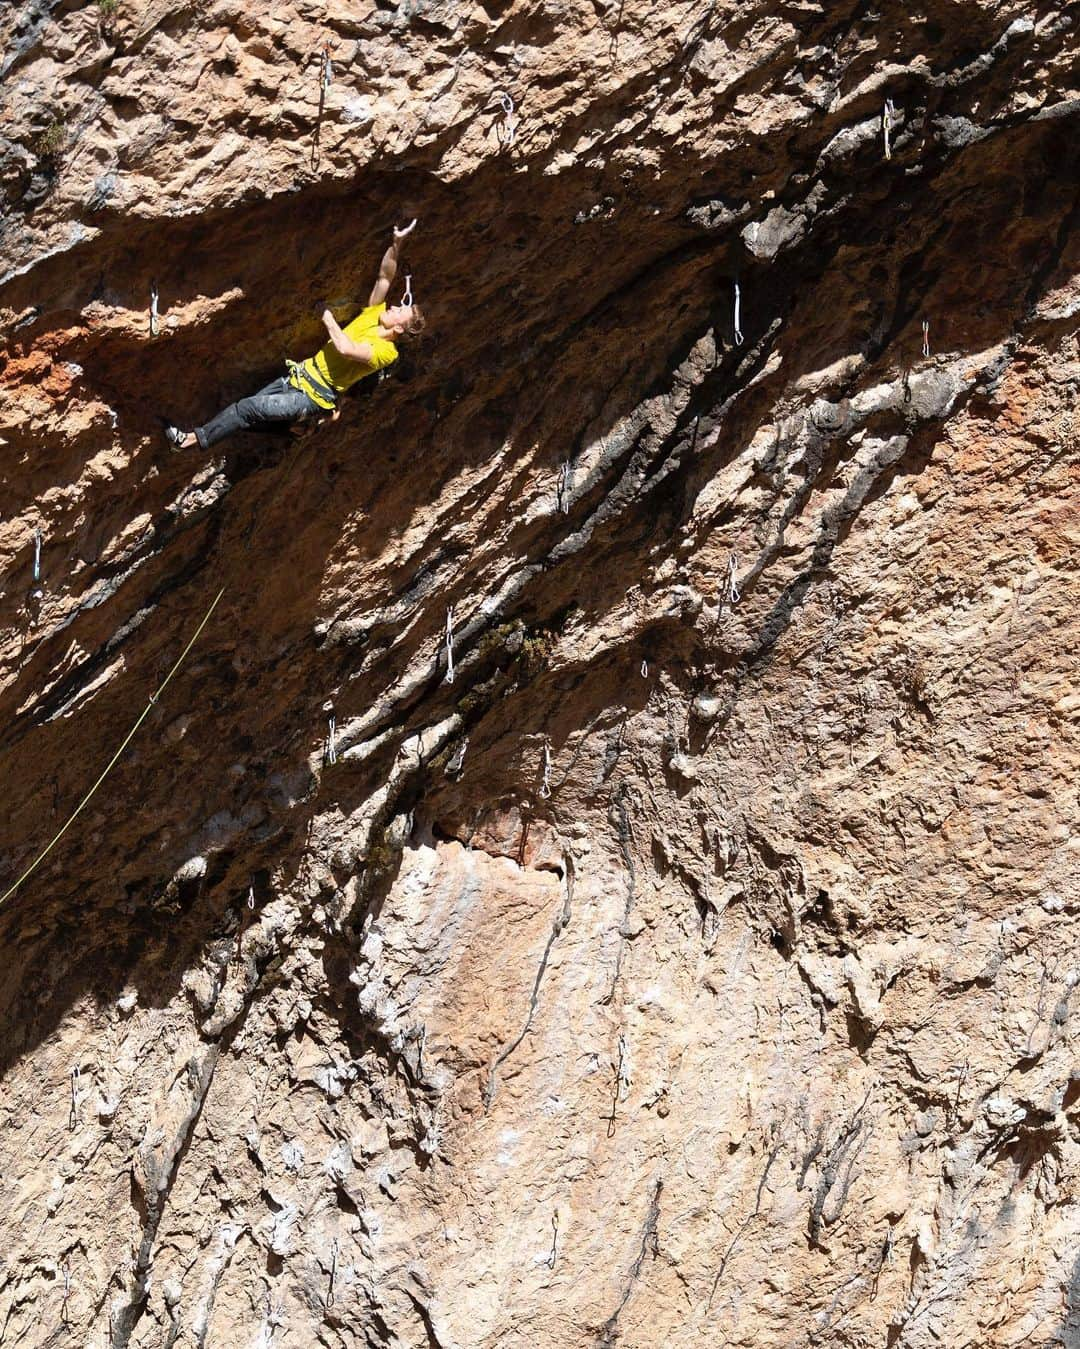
(444, 606, 456, 684)
(733, 280, 744, 346)
(0, 587, 226, 909)
(488, 90, 517, 146)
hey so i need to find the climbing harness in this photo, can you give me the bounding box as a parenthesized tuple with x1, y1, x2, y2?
(150, 283, 159, 338)
(883, 99, 895, 160)
(444, 607, 456, 684)
(539, 741, 552, 799)
(69, 1065, 80, 1130)
(921, 319, 931, 358)
(547, 1211, 559, 1269)
(724, 552, 741, 607)
(286, 359, 338, 409)
(0, 587, 226, 909)
(326, 713, 338, 766)
(488, 90, 517, 147)
(401, 274, 413, 307)
(733, 280, 744, 346)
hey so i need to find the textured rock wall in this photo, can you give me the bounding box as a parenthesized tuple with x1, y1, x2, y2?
(1, 1, 1079, 1345)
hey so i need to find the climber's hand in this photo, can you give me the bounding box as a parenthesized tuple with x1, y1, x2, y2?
(393, 219, 417, 242)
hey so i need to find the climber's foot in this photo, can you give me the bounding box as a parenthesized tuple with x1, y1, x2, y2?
(164, 425, 189, 451)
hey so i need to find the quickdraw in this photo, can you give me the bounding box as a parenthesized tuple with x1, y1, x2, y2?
(488, 90, 517, 147)
(444, 607, 456, 684)
(320, 40, 336, 91)
(539, 741, 552, 799)
(725, 552, 741, 607)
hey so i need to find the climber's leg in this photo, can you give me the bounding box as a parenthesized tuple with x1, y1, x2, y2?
(186, 378, 323, 451)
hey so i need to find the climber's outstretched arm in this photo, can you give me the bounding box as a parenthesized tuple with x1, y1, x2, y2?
(368, 219, 417, 306)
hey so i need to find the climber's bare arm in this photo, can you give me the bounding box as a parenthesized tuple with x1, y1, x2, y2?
(368, 219, 417, 306)
(322, 310, 374, 364)
(367, 242, 398, 308)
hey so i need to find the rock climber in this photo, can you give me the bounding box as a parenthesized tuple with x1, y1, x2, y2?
(165, 220, 424, 451)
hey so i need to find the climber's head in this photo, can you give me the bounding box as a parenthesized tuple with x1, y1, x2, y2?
(381, 303, 426, 341)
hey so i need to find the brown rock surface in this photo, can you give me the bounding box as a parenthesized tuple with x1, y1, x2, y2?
(1, 0, 1078, 1345)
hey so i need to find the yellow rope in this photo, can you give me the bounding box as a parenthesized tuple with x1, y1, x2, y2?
(0, 587, 226, 909)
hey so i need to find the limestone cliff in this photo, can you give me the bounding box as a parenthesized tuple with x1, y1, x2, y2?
(1, 1, 1079, 1345)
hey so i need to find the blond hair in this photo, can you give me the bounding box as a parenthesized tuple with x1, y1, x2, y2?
(401, 303, 426, 341)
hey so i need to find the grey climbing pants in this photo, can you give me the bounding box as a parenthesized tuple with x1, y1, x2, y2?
(193, 376, 323, 450)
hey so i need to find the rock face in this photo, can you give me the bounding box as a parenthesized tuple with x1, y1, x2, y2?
(1, 0, 1079, 1345)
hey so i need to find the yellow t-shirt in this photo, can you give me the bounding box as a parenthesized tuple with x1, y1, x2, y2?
(291, 303, 398, 408)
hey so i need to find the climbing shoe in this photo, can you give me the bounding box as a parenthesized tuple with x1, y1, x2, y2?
(164, 425, 187, 451)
